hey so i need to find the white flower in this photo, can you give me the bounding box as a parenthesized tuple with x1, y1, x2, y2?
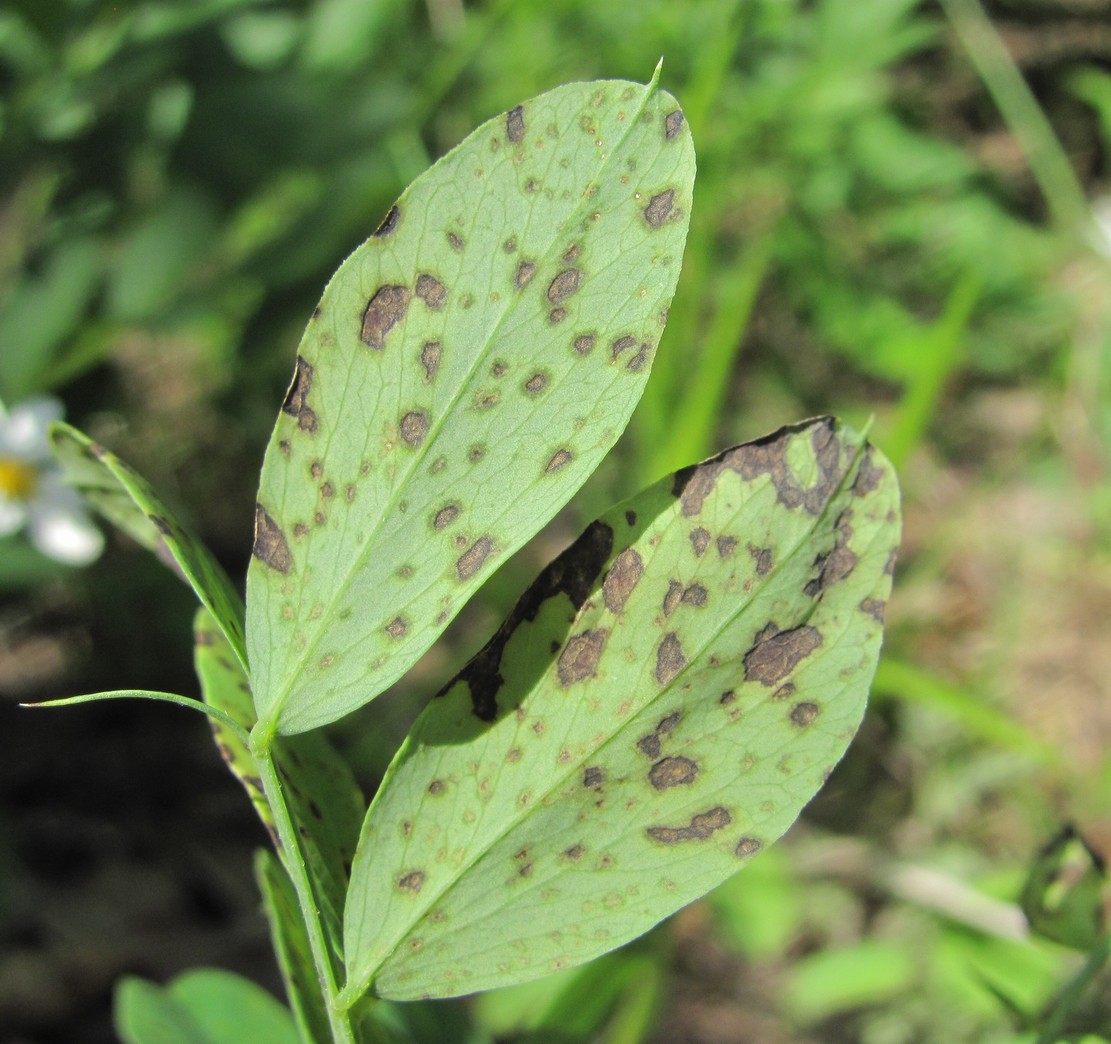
(0, 396, 104, 566)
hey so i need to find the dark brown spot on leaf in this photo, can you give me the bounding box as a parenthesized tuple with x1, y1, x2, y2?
(853, 447, 885, 495)
(549, 307, 568, 324)
(804, 544, 859, 596)
(748, 544, 773, 577)
(293, 522, 309, 539)
(428, 780, 445, 795)
(504, 237, 517, 253)
(548, 268, 581, 303)
(457, 536, 494, 580)
(744, 625, 822, 685)
(625, 510, 637, 527)
(149, 515, 172, 537)
(583, 766, 604, 788)
(469, 445, 486, 463)
(574, 334, 596, 355)
(649, 755, 698, 790)
(400, 410, 429, 446)
(602, 548, 643, 613)
(682, 583, 708, 608)
(563, 243, 582, 263)
(373, 204, 399, 236)
(860, 597, 886, 622)
(253, 504, 292, 574)
(637, 734, 661, 759)
(647, 807, 732, 844)
(717, 535, 737, 558)
(557, 628, 609, 685)
(415, 274, 446, 311)
(790, 701, 820, 727)
(720, 690, 736, 706)
(665, 110, 685, 140)
(361, 285, 411, 349)
(506, 104, 525, 143)
(433, 504, 459, 530)
(735, 837, 763, 858)
(656, 632, 686, 685)
(320, 482, 334, 499)
(610, 335, 636, 359)
(398, 870, 424, 893)
(386, 616, 408, 639)
(689, 527, 710, 557)
(420, 341, 441, 382)
(281, 355, 317, 433)
(627, 343, 651, 372)
(564, 844, 585, 861)
(515, 261, 536, 288)
(447, 231, 464, 252)
(663, 579, 683, 617)
(644, 189, 675, 228)
(546, 448, 572, 473)
(771, 682, 796, 702)
(524, 373, 548, 395)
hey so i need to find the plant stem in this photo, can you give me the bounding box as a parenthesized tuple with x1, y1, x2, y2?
(255, 744, 357, 1044)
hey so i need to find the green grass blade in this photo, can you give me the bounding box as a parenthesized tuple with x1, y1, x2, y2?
(343, 417, 900, 1001)
(247, 73, 695, 738)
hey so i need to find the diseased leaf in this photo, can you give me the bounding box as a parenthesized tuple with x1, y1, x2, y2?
(193, 608, 365, 965)
(50, 421, 247, 673)
(256, 850, 333, 1044)
(246, 73, 695, 737)
(343, 418, 900, 1001)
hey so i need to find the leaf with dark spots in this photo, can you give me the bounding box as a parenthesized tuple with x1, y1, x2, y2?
(743, 625, 822, 685)
(433, 504, 459, 530)
(398, 871, 425, 894)
(860, 598, 886, 622)
(610, 335, 636, 359)
(253, 504, 292, 574)
(748, 544, 773, 577)
(506, 104, 525, 143)
(361, 285, 411, 350)
(373, 205, 400, 237)
(647, 807, 731, 844)
(420, 341, 442, 382)
(574, 334, 596, 355)
(281, 356, 317, 434)
(515, 261, 536, 288)
(602, 547, 643, 613)
(456, 536, 494, 581)
(415, 274, 446, 311)
(345, 417, 899, 1002)
(689, 526, 710, 557)
(665, 110, 685, 139)
(643, 189, 675, 228)
(399, 411, 430, 447)
(626, 343, 651, 372)
(546, 448, 573, 473)
(716, 535, 737, 558)
(655, 632, 687, 684)
(804, 544, 859, 596)
(557, 629, 609, 686)
(547, 268, 581, 303)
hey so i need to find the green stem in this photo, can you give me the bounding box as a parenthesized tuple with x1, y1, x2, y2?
(254, 743, 357, 1044)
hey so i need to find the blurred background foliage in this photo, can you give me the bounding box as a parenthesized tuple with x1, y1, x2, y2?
(2, 0, 1111, 1041)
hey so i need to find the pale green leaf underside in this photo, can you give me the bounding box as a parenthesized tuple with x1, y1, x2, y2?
(247, 74, 695, 736)
(193, 608, 365, 966)
(49, 421, 248, 673)
(344, 418, 900, 1001)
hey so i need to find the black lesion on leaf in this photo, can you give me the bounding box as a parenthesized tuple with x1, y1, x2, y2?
(743, 624, 822, 685)
(602, 547, 643, 613)
(853, 446, 885, 496)
(420, 341, 442, 382)
(547, 268, 581, 303)
(373, 204, 399, 236)
(281, 355, 318, 433)
(656, 632, 687, 684)
(456, 536, 494, 581)
(506, 104, 526, 143)
(557, 629, 609, 686)
(649, 755, 698, 790)
(647, 806, 731, 844)
(636, 710, 682, 759)
(804, 508, 858, 596)
(665, 110, 685, 140)
(415, 274, 447, 311)
(445, 521, 614, 721)
(397, 870, 425, 893)
(735, 837, 763, 857)
(790, 701, 820, 727)
(148, 514, 173, 537)
(252, 504, 292, 574)
(689, 527, 710, 557)
(583, 766, 604, 788)
(860, 597, 886, 622)
(643, 189, 675, 228)
(673, 418, 844, 518)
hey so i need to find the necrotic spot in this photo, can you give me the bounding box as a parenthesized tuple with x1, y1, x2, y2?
(557, 629, 608, 685)
(626, 344, 651, 372)
(574, 334, 596, 355)
(433, 504, 459, 530)
(447, 231, 464, 252)
(655, 632, 686, 685)
(790, 701, 820, 727)
(546, 448, 572, 473)
(665, 110, 685, 140)
(549, 308, 568, 324)
(748, 544, 773, 577)
(649, 755, 698, 790)
(421, 341, 442, 382)
(281, 355, 317, 433)
(524, 373, 548, 395)
(602, 547, 643, 613)
(689, 527, 711, 557)
(547, 268, 581, 303)
(373, 205, 399, 236)
(682, 583, 708, 607)
(252, 504, 292, 574)
(646, 807, 732, 844)
(743, 625, 823, 685)
(361, 285, 411, 349)
(398, 870, 424, 893)
(515, 261, 536, 288)
(583, 766, 604, 788)
(506, 104, 525, 143)
(399, 411, 429, 446)
(457, 536, 493, 580)
(386, 616, 408, 639)
(663, 579, 683, 617)
(644, 189, 675, 228)
(415, 274, 446, 311)
(610, 335, 636, 359)
(735, 837, 763, 858)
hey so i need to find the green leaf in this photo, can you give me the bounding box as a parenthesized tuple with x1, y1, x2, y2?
(342, 417, 900, 1001)
(193, 607, 365, 964)
(116, 969, 299, 1044)
(256, 849, 333, 1044)
(49, 421, 248, 673)
(246, 72, 695, 737)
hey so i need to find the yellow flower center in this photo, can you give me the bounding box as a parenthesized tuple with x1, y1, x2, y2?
(0, 457, 38, 500)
